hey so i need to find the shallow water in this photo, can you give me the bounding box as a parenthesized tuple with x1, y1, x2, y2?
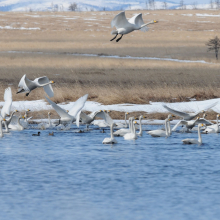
(1, 125, 220, 220)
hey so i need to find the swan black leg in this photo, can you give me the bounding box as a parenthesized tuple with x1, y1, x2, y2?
(116, 34, 123, 42)
(110, 34, 118, 41)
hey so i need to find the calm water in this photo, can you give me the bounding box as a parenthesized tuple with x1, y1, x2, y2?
(1, 125, 220, 220)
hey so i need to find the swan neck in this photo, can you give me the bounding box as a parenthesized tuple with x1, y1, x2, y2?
(125, 113, 128, 127)
(0, 120, 3, 137)
(165, 119, 168, 136)
(198, 125, 202, 143)
(140, 21, 153, 29)
(138, 117, 142, 135)
(110, 124, 114, 139)
(216, 116, 219, 132)
(48, 114, 51, 126)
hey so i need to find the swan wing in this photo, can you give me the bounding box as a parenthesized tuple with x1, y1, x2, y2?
(163, 105, 189, 118)
(111, 11, 129, 29)
(172, 120, 183, 131)
(128, 13, 148, 32)
(1, 87, 12, 118)
(203, 101, 218, 111)
(34, 76, 50, 85)
(43, 84, 54, 97)
(18, 74, 34, 91)
(196, 118, 213, 125)
(80, 111, 91, 123)
(45, 97, 71, 120)
(34, 76, 54, 97)
(68, 94, 88, 118)
(103, 112, 114, 125)
(9, 115, 18, 125)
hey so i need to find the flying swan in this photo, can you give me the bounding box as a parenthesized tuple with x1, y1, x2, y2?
(110, 11, 158, 42)
(45, 94, 88, 126)
(17, 74, 55, 97)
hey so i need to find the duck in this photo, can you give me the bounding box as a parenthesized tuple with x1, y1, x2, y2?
(49, 131, 54, 136)
(32, 131, 40, 136)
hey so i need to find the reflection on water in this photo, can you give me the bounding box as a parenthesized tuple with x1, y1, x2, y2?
(1, 124, 220, 220)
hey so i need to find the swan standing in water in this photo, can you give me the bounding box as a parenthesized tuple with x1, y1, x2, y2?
(102, 123, 117, 144)
(8, 116, 24, 131)
(115, 112, 129, 128)
(110, 11, 158, 42)
(45, 94, 88, 126)
(113, 117, 133, 136)
(203, 114, 220, 133)
(182, 124, 204, 145)
(17, 74, 55, 97)
(136, 115, 145, 137)
(124, 120, 138, 140)
(148, 118, 169, 137)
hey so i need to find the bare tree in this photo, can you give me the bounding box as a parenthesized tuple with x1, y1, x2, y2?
(69, 2, 78, 11)
(163, 1, 168, 9)
(210, 0, 214, 8)
(192, 1, 197, 9)
(216, 0, 220, 9)
(206, 36, 220, 60)
(146, 1, 149, 9)
(152, 0, 155, 9)
(179, 0, 184, 9)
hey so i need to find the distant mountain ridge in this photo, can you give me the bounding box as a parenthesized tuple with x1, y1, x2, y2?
(0, 0, 213, 12)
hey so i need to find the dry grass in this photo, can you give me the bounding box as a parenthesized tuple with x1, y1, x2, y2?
(0, 10, 220, 119)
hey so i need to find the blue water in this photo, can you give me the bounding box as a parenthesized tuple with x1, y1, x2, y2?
(1, 125, 220, 220)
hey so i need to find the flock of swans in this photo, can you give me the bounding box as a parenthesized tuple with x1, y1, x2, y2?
(0, 73, 218, 147)
(0, 12, 217, 145)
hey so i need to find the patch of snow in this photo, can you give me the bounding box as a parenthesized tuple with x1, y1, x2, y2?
(4, 98, 220, 117)
(196, 13, 220, 17)
(0, 26, 40, 30)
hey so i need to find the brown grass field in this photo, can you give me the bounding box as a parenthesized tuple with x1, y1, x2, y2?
(0, 10, 220, 119)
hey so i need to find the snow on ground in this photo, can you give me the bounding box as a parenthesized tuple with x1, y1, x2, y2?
(196, 13, 220, 17)
(0, 26, 40, 30)
(3, 98, 220, 115)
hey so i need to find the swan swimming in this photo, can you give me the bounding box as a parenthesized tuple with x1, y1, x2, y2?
(182, 124, 204, 145)
(110, 11, 158, 42)
(124, 120, 138, 140)
(102, 123, 117, 144)
(203, 114, 220, 133)
(17, 74, 55, 97)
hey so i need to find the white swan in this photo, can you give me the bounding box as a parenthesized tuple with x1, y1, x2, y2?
(163, 102, 217, 120)
(92, 110, 114, 128)
(1, 87, 12, 118)
(8, 116, 24, 131)
(17, 74, 55, 97)
(203, 114, 220, 133)
(45, 94, 88, 126)
(124, 120, 138, 140)
(113, 117, 133, 136)
(136, 115, 145, 136)
(110, 11, 158, 42)
(102, 123, 117, 144)
(172, 116, 212, 132)
(148, 118, 170, 137)
(81, 110, 112, 129)
(115, 112, 129, 128)
(182, 124, 204, 144)
(0, 118, 5, 137)
(20, 109, 32, 129)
